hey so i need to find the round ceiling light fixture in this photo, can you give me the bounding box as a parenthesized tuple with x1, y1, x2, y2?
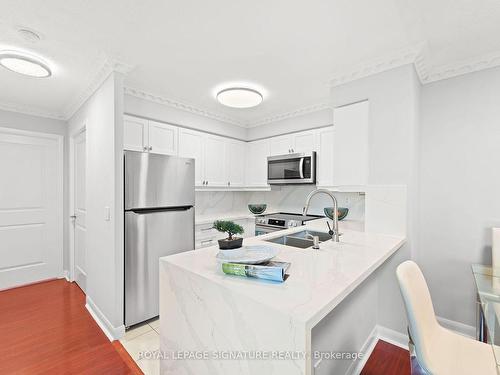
(216, 87, 263, 108)
(0, 51, 51, 78)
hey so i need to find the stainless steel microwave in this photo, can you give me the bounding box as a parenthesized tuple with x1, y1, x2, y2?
(267, 152, 316, 184)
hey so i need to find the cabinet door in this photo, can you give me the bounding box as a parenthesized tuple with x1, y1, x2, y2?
(293, 130, 317, 153)
(124, 115, 148, 152)
(204, 135, 226, 187)
(316, 128, 335, 187)
(226, 140, 246, 187)
(178, 128, 204, 186)
(269, 135, 293, 156)
(245, 139, 270, 186)
(148, 120, 178, 155)
(333, 100, 369, 186)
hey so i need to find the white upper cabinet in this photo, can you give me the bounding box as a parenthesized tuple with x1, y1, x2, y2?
(269, 135, 294, 156)
(316, 127, 335, 187)
(148, 120, 178, 155)
(124, 115, 148, 152)
(331, 100, 369, 186)
(268, 130, 318, 156)
(178, 128, 204, 186)
(124, 116, 178, 155)
(226, 140, 246, 187)
(294, 130, 317, 153)
(203, 135, 227, 187)
(245, 139, 270, 187)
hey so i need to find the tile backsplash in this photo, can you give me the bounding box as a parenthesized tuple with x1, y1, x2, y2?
(195, 186, 365, 221)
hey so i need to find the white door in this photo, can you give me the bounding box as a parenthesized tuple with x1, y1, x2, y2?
(245, 139, 270, 187)
(333, 101, 369, 186)
(124, 115, 148, 152)
(226, 140, 246, 187)
(317, 128, 335, 187)
(204, 135, 226, 187)
(0, 128, 63, 289)
(294, 130, 317, 153)
(73, 130, 87, 292)
(269, 135, 293, 156)
(178, 128, 204, 186)
(148, 120, 178, 155)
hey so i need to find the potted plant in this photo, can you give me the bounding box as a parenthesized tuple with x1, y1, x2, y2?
(213, 220, 244, 250)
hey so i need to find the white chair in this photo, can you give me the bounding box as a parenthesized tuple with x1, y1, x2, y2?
(396, 260, 497, 375)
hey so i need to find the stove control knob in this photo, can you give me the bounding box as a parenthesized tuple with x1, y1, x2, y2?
(288, 221, 297, 227)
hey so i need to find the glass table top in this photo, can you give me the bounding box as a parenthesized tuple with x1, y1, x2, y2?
(472, 264, 500, 366)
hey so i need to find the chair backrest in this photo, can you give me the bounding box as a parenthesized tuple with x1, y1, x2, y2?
(396, 260, 440, 373)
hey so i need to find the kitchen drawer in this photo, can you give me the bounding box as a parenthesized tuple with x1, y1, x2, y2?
(195, 223, 218, 238)
(195, 237, 219, 249)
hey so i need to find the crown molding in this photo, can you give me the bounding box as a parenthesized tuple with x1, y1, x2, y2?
(124, 86, 247, 127)
(329, 43, 425, 87)
(62, 55, 134, 120)
(329, 41, 500, 87)
(247, 102, 331, 128)
(0, 100, 65, 120)
(423, 51, 500, 84)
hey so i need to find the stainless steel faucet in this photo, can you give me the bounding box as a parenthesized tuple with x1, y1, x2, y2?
(303, 189, 340, 242)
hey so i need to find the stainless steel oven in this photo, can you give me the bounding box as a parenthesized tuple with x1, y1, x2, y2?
(267, 152, 316, 185)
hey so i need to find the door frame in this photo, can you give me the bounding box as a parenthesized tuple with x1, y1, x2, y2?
(0, 126, 64, 284)
(69, 124, 86, 282)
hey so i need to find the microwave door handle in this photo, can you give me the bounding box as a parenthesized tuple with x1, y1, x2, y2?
(299, 157, 304, 178)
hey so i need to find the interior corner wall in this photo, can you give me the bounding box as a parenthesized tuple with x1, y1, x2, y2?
(418, 65, 500, 328)
(329, 64, 421, 334)
(68, 72, 125, 336)
(0, 110, 69, 271)
(245, 107, 333, 141)
(124, 93, 247, 140)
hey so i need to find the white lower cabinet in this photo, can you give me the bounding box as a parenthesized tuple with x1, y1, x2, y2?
(195, 218, 255, 249)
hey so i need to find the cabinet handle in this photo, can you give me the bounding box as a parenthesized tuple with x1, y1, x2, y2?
(143, 146, 148, 151)
(200, 227, 213, 231)
(206, 181, 208, 185)
(149, 146, 153, 151)
(200, 239, 213, 245)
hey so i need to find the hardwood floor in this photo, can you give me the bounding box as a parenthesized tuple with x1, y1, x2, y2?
(361, 340, 411, 375)
(0, 279, 142, 374)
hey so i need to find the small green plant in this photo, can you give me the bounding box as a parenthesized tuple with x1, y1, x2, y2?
(212, 220, 244, 240)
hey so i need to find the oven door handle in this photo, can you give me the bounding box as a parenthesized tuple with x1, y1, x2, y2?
(299, 157, 304, 179)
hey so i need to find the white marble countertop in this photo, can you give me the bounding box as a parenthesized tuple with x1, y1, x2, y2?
(161, 219, 405, 329)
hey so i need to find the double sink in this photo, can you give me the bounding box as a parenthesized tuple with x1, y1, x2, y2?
(265, 230, 332, 249)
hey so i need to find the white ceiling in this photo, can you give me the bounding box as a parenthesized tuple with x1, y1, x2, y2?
(1, 0, 500, 126)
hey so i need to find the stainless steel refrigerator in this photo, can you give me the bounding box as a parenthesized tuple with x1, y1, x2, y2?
(124, 150, 195, 327)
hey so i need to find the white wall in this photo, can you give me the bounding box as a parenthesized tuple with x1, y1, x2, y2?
(124, 93, 247, 140)
(68, 72, 125, 339)
(0, 110, 70, 270)
(246, 108, 333, 141)
(328, 64, 421, 334)
(418, 66, 500, 327)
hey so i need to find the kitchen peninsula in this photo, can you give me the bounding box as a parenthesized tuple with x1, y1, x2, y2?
(159, 219, 407, 375)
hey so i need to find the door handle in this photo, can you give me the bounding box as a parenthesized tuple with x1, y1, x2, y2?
(299, 158, 304, 179)
(70, 215, 77, 220)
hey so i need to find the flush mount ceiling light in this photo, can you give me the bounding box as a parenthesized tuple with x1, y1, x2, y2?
(0, 51, 51, 78)
(216, 87, 263, 108)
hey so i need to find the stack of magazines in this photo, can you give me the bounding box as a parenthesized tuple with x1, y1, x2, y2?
(222, 261, 290, 282)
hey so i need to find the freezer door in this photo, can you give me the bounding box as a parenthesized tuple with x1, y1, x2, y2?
(124, 151, 195, 210)
(125, 207, 194, 327)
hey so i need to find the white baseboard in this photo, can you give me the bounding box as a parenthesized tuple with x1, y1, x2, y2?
(375, 325, 409, 349)
(437, 316, 475, 338)
(85, 296, 125, 341)
(61, 270, 71, 282)
(345, 326, 380, 375)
